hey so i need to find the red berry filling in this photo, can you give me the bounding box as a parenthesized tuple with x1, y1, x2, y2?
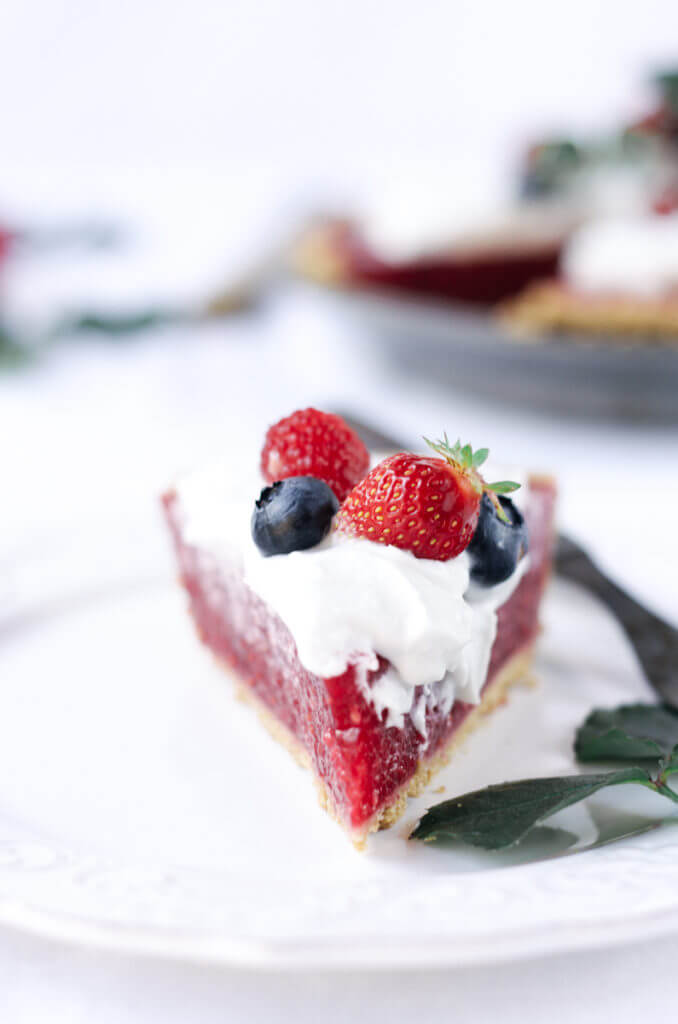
(325, 220, 563, 306)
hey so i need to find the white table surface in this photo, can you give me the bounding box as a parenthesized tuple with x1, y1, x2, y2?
(1, 924, 676, 1024)
(1, 286, 677, 1022)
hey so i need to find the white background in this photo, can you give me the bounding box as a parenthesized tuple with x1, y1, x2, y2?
(2, 2, 678, 1021)
(3, 0, 678, 191)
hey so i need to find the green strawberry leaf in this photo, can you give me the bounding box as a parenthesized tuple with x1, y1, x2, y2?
(575, 704, 678, 765)
(486, 480, 521, 495)
(410, 769, 651, 849)
(423, 436, 503, 482)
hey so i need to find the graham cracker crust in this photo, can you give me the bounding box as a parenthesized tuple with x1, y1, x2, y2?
(288, 222, 350, 286)
(501, 281, 678, 340)
(226, 646, 536, 848)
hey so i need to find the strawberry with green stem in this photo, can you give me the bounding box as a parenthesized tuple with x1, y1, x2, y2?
(336, 435, 520, 561)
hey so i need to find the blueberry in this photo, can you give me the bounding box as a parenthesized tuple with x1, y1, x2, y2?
(467, 494, 529, 586)
(251, 476, 339, 557)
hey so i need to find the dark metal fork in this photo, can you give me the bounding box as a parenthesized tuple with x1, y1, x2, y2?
(337, 409, 678, 707)
(553, 534, 678, 707)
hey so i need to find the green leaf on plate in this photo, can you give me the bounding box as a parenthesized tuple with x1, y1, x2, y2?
(410, 769, 651, 850)
(575, 704, 678, 764)
(664, 744, 678, 778)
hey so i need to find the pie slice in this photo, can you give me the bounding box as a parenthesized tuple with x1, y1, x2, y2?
(163, 413, 556, 845)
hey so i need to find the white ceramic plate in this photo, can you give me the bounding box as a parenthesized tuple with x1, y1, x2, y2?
(1, 540, 677, 970)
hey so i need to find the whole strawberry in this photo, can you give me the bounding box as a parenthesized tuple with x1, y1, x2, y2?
(336, 436, 518, 561)
(261, 408, 370, 503)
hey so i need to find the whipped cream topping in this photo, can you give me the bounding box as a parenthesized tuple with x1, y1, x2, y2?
(358, 173, 575, 262)
(358, 161, 668, 264)
(362, 195, 572, 262)
(175, 461, 528, 733)
(244, 535, 528, 731)
(563, 213, 678, 297)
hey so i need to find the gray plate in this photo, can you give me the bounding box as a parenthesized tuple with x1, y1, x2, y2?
(306, 283, 678, 422)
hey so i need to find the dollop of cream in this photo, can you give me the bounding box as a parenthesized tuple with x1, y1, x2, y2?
(243, 534, 527, 729)
(563, 214, 678, 297)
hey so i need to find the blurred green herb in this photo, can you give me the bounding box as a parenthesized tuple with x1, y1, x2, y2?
(0, 322, 35, 369)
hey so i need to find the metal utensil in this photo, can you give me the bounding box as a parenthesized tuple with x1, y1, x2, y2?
(336, 409, 678, 707)
(554, 534, 678, 707)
